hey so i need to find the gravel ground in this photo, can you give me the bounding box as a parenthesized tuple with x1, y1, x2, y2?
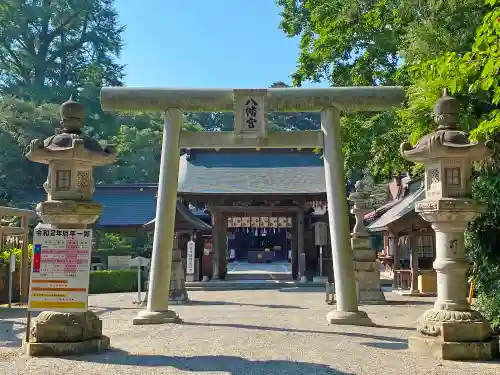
(0, 288, 499, 375)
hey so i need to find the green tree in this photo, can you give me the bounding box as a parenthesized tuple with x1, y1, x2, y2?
(0, 95, 59, 204)
(0, 0, 125, 144)
(0, 0, 124, 101)
(402, 0, 500, 330)
(277, 0, 486, 86)
(277, 0, 488, 179)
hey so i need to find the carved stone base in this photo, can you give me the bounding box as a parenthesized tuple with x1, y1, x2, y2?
(26, 310, 109, 356)
(353, 259, 386, 304)
(409, 308, 500, 360)
(408, 335, 499, 360)
(132, 309, 182, 325)
(169, 296, 191, 305)
(24, 336, 110, 357)
(326, 310, 375, 326)
(358, 289, 387, 304)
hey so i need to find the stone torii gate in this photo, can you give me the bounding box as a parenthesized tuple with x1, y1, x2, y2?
(100, 86, 405, 326)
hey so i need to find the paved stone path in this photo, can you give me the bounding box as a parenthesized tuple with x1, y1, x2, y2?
(1, 289, 499, 374)
(227, 260, 291, 274)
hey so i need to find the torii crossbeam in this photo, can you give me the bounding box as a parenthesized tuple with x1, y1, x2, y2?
(100, 86, 405, 326)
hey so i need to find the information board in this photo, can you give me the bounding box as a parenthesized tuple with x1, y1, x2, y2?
(28, 226, 93, 312)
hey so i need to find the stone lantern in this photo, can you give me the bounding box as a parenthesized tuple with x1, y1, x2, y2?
(349, 181, 386, 303)
(24, 97, 116, 356)
(400, 89, 498, 360)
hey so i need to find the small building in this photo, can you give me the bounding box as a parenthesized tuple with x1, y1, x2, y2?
(366, 177, 436, 293)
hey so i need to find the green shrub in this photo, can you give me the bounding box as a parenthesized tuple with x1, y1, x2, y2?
(89, 269, 138, 294)
(0, 244, 33, 265)
(466, 154, 500, 333)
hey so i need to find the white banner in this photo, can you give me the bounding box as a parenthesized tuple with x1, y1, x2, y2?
(186, 240, 195, 275)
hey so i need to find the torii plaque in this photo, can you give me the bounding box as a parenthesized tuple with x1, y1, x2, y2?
(100, 86, 405, 326)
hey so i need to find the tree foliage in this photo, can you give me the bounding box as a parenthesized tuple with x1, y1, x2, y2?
(0, 0, 124, 102)
(277, 0, 488, 179)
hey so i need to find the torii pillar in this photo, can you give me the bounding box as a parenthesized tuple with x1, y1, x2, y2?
(100, 86, 404, 325)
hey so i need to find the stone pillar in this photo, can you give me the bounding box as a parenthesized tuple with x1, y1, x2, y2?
(210, 210, 223, 281)
(297, 210, 307, 283)
(24, 97, 116, 356)
(133, 108, 183, 325)
(402, 89, 498, 360)
(168, 234, 190, 304)
(321, 106, 373, 326)
(350, 181, 386, 303)
(140, 234, 190, 306)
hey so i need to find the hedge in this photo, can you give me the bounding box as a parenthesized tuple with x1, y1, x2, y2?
(89, 269, 138, 294)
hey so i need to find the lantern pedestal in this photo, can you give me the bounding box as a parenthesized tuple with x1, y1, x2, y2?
(408, 314, 499, 360)
(23, 311, 110, 357)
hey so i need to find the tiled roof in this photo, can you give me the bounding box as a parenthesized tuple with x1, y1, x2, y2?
(364, 199, 400, 223)
(143, 200, 211, 231)
(94, 185, 158, 226)
(24, 185, 159, 226)
(178, 149, 326, 195)
(367, 182, 425, 233)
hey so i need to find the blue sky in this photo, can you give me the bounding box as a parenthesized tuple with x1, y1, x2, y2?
(115, 0, 327, 89)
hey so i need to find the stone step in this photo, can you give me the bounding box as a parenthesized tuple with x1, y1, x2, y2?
(185, 279, 393, 291)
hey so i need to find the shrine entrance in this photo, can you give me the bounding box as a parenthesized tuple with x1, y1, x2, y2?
(100, 86, 404, 325)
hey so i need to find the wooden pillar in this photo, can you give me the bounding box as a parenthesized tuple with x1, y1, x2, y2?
(194, 231, 205, 281)
(291, 214, 299, 280)
(297, 210, 306, 282)
(211, 209, 225, 281)
(219, 213, 228, 280)
(409, 233, 420, 293)
(20, 216, 29, 302)
(392, 233, 400, 289)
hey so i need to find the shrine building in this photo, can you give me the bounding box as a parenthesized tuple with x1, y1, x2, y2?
(174, 147, 337, 280)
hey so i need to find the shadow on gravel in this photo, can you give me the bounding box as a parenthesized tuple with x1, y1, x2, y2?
(181, 321, 408, 343)
(362, 341, 408, 350)
(69, 350, 355, 374)
(190, 300, 306, 309)
(278, 287, 325, 293)
(385, 300, 434, 306)
(0, 314, 26, 348)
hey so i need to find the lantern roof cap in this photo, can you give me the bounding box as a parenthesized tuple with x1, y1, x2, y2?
(400, 89, 492, 162)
